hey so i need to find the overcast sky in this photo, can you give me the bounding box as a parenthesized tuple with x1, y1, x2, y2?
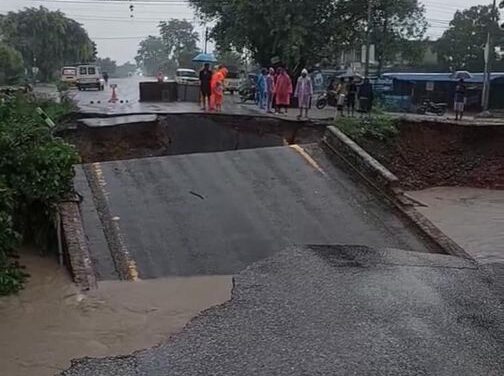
(0, 0, 493, 64)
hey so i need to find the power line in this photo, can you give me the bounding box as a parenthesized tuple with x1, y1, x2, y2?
(91, 35, 152, 39)
(29, 0, 190, 5)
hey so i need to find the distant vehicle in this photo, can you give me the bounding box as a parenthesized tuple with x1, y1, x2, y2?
(76, 64, 104, 91)
(60, 66, 77, 86)
(238, 73, 257, 103)
(224, 67, 241, 95)
(175, 68, 199, 84)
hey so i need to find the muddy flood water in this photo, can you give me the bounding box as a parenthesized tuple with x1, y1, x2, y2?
(407, 187, 504, 264)
(0, 249, 232, 376)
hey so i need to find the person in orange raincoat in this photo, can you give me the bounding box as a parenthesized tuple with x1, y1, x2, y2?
(211, 65, 228, 111)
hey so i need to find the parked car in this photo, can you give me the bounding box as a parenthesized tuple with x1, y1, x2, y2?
(60, 66, 77, 86)
(175, 68, 199, 85)
(77, 64, 104, 91)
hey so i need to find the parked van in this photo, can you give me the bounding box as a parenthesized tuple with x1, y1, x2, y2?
(60, 66, 77, 86)
(224, 66, 241, 95)
(77, 64, 104, 91)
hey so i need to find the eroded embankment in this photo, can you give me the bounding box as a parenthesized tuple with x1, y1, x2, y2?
(358, 120, 504, 190)
(59, 114, 324, 163)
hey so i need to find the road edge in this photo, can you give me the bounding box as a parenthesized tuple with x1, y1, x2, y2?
(322, 125, 473, 260)
(58, 199, 98, 290)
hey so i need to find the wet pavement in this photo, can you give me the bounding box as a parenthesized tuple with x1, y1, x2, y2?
(72, 77, 258, 117)
(71, 77, 504, 126)
(407, 187, 504, 264)
(75, 144, 431, 280)
(61, 245, 504, 376)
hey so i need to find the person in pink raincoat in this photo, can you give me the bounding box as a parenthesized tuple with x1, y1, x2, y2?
(266, 67, 276, 113)
(294, 68, 314, 119)
(274, 67, 292, 114)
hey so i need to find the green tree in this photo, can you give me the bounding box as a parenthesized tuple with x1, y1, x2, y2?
(0, 43, 24, 84)
(96, 57, 117, 76)
(435, 5, 501, 71)
(115, 62, 137, 78)
(370, 0, 427, 74)
(159, 19, 200, 67)
(0, 7, 95, 81)
(214, 48, 244, 68)
(136, 20, 201, 74)
(190, 0, 337, 73)
(135, 36, 167, 76)
(189, 0, 425, 75)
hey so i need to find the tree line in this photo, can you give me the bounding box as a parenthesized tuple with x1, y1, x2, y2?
(188, 0, 504, 74)
(0, 6, 96, 83)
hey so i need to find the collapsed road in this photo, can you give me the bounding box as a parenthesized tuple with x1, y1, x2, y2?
(62, 113, 434, 281)
(58, 81, 504, 375)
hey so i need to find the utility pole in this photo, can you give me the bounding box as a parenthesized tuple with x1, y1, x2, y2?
(364, 0, 372, 78)
(482, 0, 497, 111)
(204, 27, 209, 54)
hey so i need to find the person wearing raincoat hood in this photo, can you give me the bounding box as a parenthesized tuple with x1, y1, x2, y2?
(211, 65, 228, 111)
(294, 68, 314, 119)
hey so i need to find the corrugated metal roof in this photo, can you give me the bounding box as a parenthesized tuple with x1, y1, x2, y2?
(382, 72, 504, 83)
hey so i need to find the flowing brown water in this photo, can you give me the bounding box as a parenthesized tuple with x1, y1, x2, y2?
(0, 249, 232, 376)
(407, 187, 504, 263)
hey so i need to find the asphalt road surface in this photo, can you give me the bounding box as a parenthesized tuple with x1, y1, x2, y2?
(61, 245, 504, 376)
(75, 143, 430, 280)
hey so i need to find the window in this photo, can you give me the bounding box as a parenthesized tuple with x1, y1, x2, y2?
(79, 67, 87, 75)
(88, 67, 96, 75)
(62, 68, 76, 76)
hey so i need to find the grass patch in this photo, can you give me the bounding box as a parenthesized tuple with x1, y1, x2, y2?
(335, 114, 399, 143)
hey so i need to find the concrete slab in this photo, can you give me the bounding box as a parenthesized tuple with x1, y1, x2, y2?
(61, 245, 504, 376)
(78, 115, 158, 128)
(76, 145, 430, 280)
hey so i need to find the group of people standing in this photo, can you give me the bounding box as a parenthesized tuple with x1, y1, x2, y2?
(255, 67, 294, 115)
(199, 63, 228, 112)
(255, 67, 315, 119)
(328, 77, 374, 117)
(255, 67, 375, 119)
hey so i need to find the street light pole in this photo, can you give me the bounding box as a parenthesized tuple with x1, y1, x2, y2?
(482, 0, 497, 111)
(364, 0, 372, 78)
(204, 27, 209, 54)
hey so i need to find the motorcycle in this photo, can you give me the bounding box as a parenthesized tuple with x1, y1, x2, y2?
(416, 100, 447, 116)
(239, 83, 256, 103)
(315, 90, 337, 110)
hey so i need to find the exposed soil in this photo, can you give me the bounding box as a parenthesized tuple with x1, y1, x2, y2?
(59, 114, 324, 163)
(358, 121, 504, 190)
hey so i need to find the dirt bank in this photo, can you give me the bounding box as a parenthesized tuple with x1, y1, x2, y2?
(0, 249, 231, 376)
(359, 121, 504, 190)
(60, 114, 323, 163)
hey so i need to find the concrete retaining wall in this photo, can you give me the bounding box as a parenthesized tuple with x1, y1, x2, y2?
(323, 125, 472, 260)
(59, 200, 97, 290)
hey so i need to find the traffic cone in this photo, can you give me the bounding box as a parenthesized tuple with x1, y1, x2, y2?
(109, 85, 118, 103)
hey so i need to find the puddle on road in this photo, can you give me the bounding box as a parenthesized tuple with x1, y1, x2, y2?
(407, 187, 504, 263)
(0, 249, 232, 376)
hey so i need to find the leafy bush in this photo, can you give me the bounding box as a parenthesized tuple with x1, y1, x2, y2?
(335, 114, 399, 142)
(0, 94, 79, 295)
(0, 43, 24, 85)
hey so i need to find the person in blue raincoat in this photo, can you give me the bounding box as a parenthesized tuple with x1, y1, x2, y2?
(256, 68, 268, 109)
